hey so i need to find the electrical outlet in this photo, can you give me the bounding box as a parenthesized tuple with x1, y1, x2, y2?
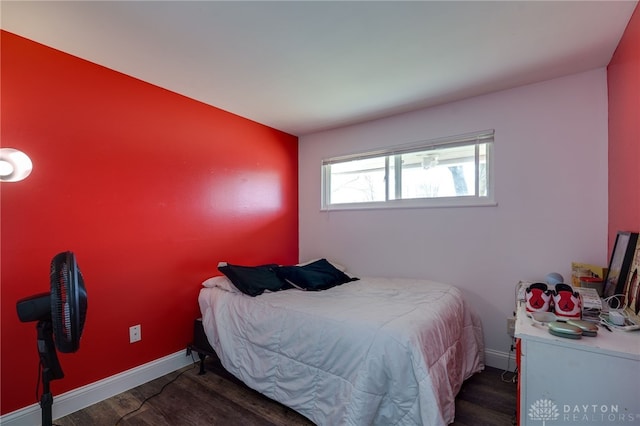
(507, 317, 516, 337)
(129, 324, 141, 343)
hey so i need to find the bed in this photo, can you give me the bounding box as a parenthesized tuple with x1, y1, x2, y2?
(197, 262, 484, 426)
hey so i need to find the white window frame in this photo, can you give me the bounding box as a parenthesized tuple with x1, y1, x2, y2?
(321, 130, 496, 210)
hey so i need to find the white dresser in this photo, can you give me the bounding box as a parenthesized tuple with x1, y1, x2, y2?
(514, 302, 640, 426)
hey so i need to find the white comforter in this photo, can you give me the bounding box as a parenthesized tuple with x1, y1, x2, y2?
(198, 277, 484, 425)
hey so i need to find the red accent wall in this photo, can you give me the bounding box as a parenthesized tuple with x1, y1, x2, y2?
(607, 3, 640, 251)
(0, 31, 298, 415)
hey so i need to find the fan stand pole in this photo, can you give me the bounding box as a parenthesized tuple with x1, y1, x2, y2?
(36, 321, 64, 426)
(40, 375, 53, 426)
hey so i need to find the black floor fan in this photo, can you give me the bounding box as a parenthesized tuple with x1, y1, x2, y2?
(16, 251, 88, 426)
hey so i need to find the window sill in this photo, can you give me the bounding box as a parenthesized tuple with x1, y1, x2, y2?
(321, 197, 498, 211)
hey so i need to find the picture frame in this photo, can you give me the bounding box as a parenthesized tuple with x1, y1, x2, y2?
(603, 231, 639, 299)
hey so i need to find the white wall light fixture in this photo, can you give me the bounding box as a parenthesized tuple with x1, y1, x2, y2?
(0, 148, 33, 182)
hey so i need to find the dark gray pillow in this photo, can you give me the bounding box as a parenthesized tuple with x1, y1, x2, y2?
(276, 258, 358, 291)
(218, 263, 288, 296)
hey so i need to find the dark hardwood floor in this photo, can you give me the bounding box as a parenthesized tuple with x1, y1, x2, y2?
(55, 356, 516, 426)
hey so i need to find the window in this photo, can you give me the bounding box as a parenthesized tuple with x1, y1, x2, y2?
(322, 130, 494, 210)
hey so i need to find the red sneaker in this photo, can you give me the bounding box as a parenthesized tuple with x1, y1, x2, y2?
(553, 284, 581, 319)
(526, 283, 552, 313)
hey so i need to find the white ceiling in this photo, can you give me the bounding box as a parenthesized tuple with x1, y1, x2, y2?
(1, 1, 637, 136)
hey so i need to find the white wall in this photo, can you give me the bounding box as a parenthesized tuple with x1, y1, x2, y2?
(298, 68, 609, 368)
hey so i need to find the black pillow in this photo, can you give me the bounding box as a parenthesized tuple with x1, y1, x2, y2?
(218, 263, 288, 296)
(276, 258, 358, 291)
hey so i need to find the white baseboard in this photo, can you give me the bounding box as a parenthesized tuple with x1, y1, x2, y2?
(0, 349, 195, 426)
(484, 347, 517, 372)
